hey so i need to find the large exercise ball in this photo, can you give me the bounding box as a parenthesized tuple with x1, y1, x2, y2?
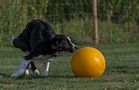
(71, 47, 106, 78)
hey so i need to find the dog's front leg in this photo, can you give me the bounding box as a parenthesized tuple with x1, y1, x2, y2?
(30, 61, 40, 76)
(44, 61, 50, 76)
(44, 59, 53, 77)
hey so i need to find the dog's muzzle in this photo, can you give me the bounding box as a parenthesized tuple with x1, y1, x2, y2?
(70, 44, 78, 53)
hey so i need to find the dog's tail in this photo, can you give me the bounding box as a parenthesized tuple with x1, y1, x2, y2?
(11, 37, 15, 45)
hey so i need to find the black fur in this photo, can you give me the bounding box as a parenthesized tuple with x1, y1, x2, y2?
(13, 19, 77, 72)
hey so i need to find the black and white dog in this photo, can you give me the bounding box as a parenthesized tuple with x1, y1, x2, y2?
(11, 19, 78, 78)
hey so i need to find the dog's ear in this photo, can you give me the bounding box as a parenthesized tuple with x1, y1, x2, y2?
(51, 36, 64, 52)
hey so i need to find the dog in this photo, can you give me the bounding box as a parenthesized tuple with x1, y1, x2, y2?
(11, 19, 78, 78)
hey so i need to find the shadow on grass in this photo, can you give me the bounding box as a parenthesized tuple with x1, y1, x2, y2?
(37, 75, 75, 79)
(0, 70, 78, 79)
(0, 72, 76, 80)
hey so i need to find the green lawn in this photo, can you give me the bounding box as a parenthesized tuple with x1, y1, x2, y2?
(0, 43, 139, 90)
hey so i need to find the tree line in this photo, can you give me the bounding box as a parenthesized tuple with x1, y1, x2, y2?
(0, 0, 139, 34)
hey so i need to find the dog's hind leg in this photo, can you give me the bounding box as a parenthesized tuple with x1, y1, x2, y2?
(11, 50, 44, 78)
(11, 58, 31, 78)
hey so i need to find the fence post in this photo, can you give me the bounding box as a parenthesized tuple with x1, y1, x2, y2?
(92, 0, 99, 44)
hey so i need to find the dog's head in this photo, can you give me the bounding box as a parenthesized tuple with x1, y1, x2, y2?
(51, 35, 78, 53)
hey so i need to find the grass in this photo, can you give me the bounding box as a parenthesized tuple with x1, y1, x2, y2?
(0, 43, 139, 90)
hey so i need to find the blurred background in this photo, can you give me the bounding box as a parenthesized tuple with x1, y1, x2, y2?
(0, 0, 139, 46)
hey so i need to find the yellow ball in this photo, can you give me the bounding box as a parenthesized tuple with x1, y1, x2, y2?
(71, 47, 106, 78)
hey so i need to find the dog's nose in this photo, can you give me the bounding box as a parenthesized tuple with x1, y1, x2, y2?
(74, 45, 78, 50)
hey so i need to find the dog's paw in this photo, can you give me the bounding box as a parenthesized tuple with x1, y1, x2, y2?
(33, 69, 40, 76)
(25, 69, 29, 75)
